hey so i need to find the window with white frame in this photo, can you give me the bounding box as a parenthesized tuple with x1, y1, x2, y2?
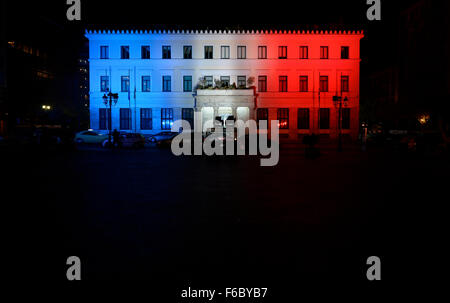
(221, 46, 230, 59)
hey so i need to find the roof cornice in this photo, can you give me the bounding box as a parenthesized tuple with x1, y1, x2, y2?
(85, 29, 364, 35)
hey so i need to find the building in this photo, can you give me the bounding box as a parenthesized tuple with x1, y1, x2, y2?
(85, 29, 363, 140)
(78, 46, 90, 130)
(398, 0, 450, 130)
(4, 5, 61, 131)
(364, 0, 450, 132)
(2, 2, 90, 136)
(0, 0, 7, 136)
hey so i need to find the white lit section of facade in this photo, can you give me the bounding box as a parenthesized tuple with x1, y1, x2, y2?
(85, 29, 363, 139)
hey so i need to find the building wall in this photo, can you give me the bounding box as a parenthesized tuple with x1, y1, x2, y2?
(0, 0, 7, 136)
(86, 30, 363, 139)
(398, 0, 450, 128)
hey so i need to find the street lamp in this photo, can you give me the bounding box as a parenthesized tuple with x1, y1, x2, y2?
(333, 95, 348, 152)
(102, 90, 119, 147)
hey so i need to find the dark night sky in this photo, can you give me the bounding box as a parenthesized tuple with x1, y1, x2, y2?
(4, 0, 421, 71)
(6, 1, 413, 30)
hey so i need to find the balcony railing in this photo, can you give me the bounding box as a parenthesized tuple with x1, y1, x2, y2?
(196, 89, 254, 96)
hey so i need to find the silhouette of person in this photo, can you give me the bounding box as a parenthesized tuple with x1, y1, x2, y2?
(112, 129, 120, 148)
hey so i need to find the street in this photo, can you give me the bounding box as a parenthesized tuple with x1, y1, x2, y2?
(3, 143, 448, 287)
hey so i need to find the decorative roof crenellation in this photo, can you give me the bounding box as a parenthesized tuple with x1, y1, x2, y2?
(85, 29, 364, 35)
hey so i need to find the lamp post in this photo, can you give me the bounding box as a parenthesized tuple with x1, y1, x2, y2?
(333, 96, 348, 152)
(102, 90, 119, 147)
(192, 91, 197, 111)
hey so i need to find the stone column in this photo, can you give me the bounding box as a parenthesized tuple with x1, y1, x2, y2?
(268, 108, 278, 139)
(213, 106, 219, 120)
(289, 107, 298, 140)
(330, 107, 338, 139)
(351, 106, 359, 141)
(174, 107, 182, 122)
(249, 107, 256, 121)
(194, 107, 202, 133)
(154, 107, 161, 131)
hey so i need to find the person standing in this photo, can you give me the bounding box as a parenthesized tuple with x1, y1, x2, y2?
(112, 129, 120, 148)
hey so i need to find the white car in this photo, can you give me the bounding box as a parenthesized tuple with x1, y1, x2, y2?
(74, 130, 108, 145)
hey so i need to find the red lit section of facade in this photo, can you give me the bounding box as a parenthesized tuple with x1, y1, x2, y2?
(252, 31, 364, 140)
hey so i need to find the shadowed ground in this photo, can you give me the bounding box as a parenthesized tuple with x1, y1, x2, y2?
(3, 143, 447, 292)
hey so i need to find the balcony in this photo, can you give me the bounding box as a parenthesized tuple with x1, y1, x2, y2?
(196, 88, 254, 97)
(195, 88, 255, 108)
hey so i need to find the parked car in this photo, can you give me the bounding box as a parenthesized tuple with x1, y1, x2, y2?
(147, 132, 178, 143)
(33, 127, 76, 149)
(156, 133, 179, 148)
(74, 130, 108, 145)
(111, 133, 146, 148)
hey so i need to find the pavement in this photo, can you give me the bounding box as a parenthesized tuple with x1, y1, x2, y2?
(2, 142, 448, 287)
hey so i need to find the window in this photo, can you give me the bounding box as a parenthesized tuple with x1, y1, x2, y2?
(100, 46, 109, 59)
(121, 46, 129, 59)
(319, 108, 330, 129)
(204, 46, 213, 59)
(341, 46, 349, 59)
(320, 46, 329, 59)
(182, 108, 194, 129)
(221, 46, 230, 59)
(341, 75, 349, 92)
(319, 76, 328, 92)
(204, 76, 213, 88)
(257, 108, 269, 127)
(299, 46, 308, 59)
(258, 76, 267, 92)
(183, 46, 192, 59)
(141, 46, 150, 59)
(162, 76, 171, 92)
(220, 76, 230, 87)
(237, 46, 246, 59)
(277, 108, 289, 129)
(278, 46, 287, 59)
(120, 108, 131, 130)
(100, 76, 109, 92)
(299, 76, 308, 92)
(279, 76, 288, 92)
(99, 108, 110, 130)
(237, 76, 246, 88)
(161, 108, 174, 130)
(142, 76, 151, 92)
(342, 108, 350, 129)
(183, 76, 192, 92)
(140, 108, 152, 130)
(258, 46, 267, 59)
(162, 46, 171, 59)
(298, 108, 310, 129)
(121, 76, 130, 92)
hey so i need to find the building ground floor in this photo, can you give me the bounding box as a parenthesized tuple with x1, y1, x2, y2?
(90, 105, 359, 141)
(90, 89, 359, 140)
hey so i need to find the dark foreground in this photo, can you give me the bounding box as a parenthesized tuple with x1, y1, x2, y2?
(3, 143, 448, 293)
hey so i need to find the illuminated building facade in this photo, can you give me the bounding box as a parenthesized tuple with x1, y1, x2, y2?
(86, 29, 363, 139)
